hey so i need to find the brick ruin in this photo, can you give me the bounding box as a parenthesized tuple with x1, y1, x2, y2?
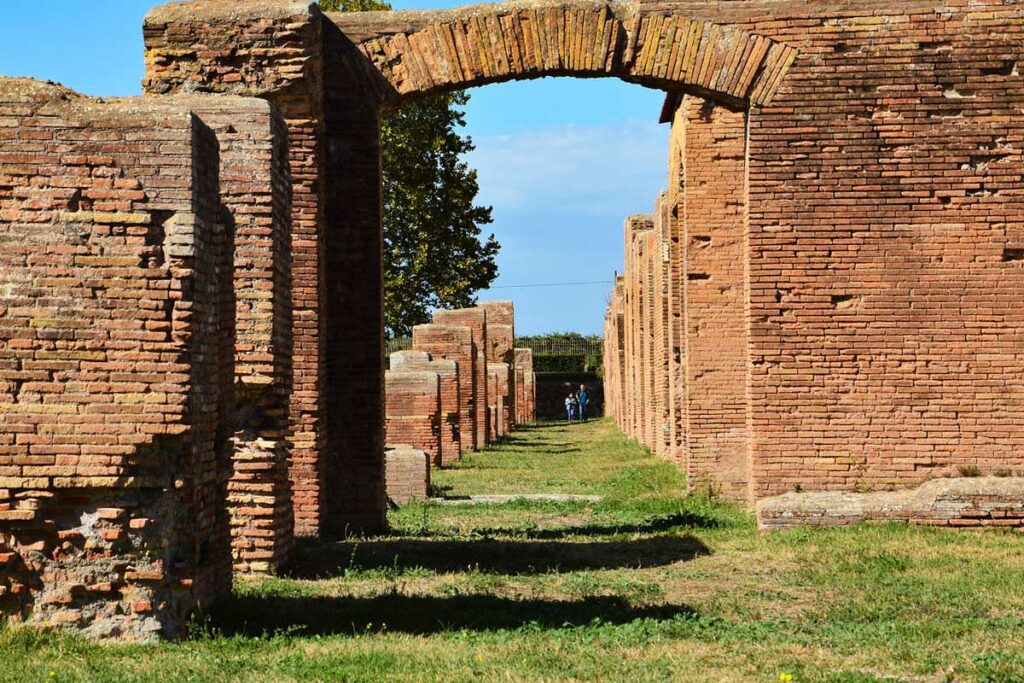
(0, 0, 1022, 638)
(382, 307, 536, 502)
(604, 0, 1024, 526)
(389, 351, 461, 464)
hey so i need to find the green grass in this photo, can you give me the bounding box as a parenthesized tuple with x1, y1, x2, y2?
(2, 419, 1023, 682)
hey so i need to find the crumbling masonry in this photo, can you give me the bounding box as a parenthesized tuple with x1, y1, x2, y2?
(1, 0, 1023, 638)
(383, 302, 534, 501)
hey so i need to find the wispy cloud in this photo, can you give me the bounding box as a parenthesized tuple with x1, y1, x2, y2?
(467, 119, 670, 217)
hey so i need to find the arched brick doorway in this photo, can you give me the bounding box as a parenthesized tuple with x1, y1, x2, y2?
(144, 0, 796, 543)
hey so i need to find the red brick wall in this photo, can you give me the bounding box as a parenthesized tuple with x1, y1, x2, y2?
(384, 446, 430, 504)
(412, 324, 476, 455)
(390, 350, 461, 464)
(384, 371, 440, 463)
(0, 80, 235, 637)
(604, 0, 1024, 506)
(432, 308, 489, 448)
(679, 97, 750, 501)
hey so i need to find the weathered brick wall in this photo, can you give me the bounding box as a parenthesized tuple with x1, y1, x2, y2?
(678, 96, 750, 501)
(513, 347, 534, 425)
(412, 323, 476, 455)
(143, 0, 375, 538)
(488, 362, 510, 439)
(480, 302, 516, 427)
(188, 101, 295, 574)
(384, 371, 440, 463)
(390, 350, 461, 464)
(602, 0, 1024, 521)
(384, 446, 429, 504)
(432, 308, 489, 447)
(0, 79, 236, 637)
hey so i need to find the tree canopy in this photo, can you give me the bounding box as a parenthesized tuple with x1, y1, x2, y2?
(320, 0, 500, 337)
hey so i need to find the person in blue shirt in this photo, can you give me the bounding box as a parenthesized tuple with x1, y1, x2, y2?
(576, 384, 590, 422)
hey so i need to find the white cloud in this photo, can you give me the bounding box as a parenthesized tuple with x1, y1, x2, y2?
(466, 119, 670, 217)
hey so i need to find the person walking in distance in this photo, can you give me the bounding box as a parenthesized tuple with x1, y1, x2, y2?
(576, 384, 591, 422)
(564, 392, 578, 422)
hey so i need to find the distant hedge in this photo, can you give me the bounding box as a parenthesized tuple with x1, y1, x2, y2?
(533, 354, 586, 373)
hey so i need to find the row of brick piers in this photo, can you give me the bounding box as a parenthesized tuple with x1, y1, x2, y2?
(383, 301, 537, 502)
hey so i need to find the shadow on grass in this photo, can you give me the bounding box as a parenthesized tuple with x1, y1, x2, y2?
(288, 534, 709, 578)
(209, 593, 696, 637)
(476, 511, 728, 540)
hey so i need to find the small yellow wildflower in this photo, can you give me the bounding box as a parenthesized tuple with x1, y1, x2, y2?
(779, 674, 793, 682)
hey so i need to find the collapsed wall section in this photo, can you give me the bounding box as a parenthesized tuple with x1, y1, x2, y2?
(0, 80, 235, 638)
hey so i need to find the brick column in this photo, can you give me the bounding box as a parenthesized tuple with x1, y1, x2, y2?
(488, 362, 511, 439)
(680, 96, 750, 502)
(323, 20, 387, 534)
(432, 308, 489, 448)
(189, 101, 294, 574)
(480, 301, 516, 427)
(513, 348, 534, 426)
(412, 324, 476, 456)
(384, 371, 441, 465)
(390, 351, 461, 464)
(666, 110, 687, 468)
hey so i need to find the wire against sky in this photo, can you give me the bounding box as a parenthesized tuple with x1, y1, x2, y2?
(489, 280, 614, 289)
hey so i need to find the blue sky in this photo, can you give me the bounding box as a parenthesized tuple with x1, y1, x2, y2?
(0, 1, 670, 335)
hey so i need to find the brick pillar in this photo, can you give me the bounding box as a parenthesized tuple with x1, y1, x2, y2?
(190, 101, 295, 575)
(622, 219, 655, 444)
(432, 308, 489, 448)
(680, 96, 750, 502)
(614, 277, 627, 433)
(390, 351, 461, 464)
(666, 111, 688, 468)
(652, 192, 671, 457)
(412, 324, 476, 456)
(480, 301, 516, 427)
(142, 0, 328, 538)
(488, 362, 511, 439)
(385, 371, 441, 465)
(513, 348, 534, 426)
(0, 82, 234, 638)
(323, 21, 387, 534)
(484, 323, 515, 434)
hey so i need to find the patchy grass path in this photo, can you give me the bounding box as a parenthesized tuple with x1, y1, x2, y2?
(4, 419, 1024, 682)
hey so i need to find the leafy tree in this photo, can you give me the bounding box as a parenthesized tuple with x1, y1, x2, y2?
(320, 0, 499, 337)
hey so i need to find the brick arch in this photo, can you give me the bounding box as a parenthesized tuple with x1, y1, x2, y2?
(328, 1, 797, 108)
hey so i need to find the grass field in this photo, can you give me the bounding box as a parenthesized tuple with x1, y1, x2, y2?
(2, 418, 1023, 682)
